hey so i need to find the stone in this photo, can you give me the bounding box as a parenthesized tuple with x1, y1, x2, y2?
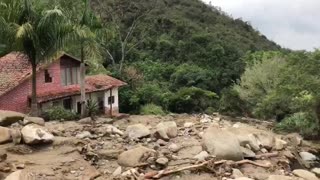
(112, 166, 122, 176)
(232, 168, 244, 178)
(23, 117, 45, 126)
(285, 133, 303, 146)
(105, 125, 124, 136)
(0, 110, 25, 126)
(202, 126, 243, 161)
(96, 149, 123, 160)
(118, 146, 156, 167)
(200, 114, 212, 123)
(256, 133, 275, 150)
(293, 169, 318, 180)
(299, 152, 317, 161)
(126, 124, 150, 139)
(76, 131, 92, 139)
(21, 124, 54, 144)
(311, 168, 320, 177)
(240, 147, 256, 158)
(156, 157, 169, 166)
(184, 122, 195, 128)
(193, 151, 209, 161)
(0, 126, 11, 144)
(156, 121, 178, 140)
(234, 178, 254, 180)
(157, 139, 168, 146)
(237, 133, 260, 152)
(274, 138, 287, 150)
(78, 117, 92, 124)
(5, 170, 22, 180)
(168, 143, 181, 153)
(122, 168, 138, 177)
(10, 129, 22, 144)
(268, 175, 295, 180)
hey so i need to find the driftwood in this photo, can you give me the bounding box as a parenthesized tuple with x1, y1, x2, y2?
(145, 158, 272, 179)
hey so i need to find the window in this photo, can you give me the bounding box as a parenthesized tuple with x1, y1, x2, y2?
(63, 98, 72, 110)
(44, 69, 52, 83)
(108, 96, 115, 105)
(61, 67, 79, 86)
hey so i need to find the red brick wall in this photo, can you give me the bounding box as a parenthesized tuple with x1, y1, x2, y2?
(0, 58, 80, 113)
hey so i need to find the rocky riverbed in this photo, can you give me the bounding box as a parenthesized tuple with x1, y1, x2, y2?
(0, 111, 320, 180)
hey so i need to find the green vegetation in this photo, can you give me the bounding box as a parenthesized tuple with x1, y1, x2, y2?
(141, 104, 166, 115)
(1, 0, 319, 137)
(42, 106, 79, 121)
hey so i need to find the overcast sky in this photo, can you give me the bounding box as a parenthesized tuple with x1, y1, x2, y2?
(202, 0, 320, 51)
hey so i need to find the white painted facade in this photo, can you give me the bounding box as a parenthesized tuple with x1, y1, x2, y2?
(40, 88, 119, 115)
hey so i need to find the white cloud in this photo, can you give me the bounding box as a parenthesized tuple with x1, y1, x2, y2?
(202, 0, 320, 50)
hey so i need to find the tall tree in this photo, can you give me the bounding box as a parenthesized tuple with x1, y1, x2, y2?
(1, 0, 70, 115)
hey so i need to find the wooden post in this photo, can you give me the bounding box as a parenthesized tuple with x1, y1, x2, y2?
(109, 87, 113, 117)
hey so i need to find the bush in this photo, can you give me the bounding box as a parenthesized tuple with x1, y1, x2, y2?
(42, 106, 79, 121)
(275, 112, 319, 138)
(169, 87, 218, 113)
(86, 99, 99, 118)
(140, 104, 166, 115)
(219, 88, 247, 117)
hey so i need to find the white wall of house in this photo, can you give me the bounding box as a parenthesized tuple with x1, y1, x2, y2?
(40, 88, 119, 114)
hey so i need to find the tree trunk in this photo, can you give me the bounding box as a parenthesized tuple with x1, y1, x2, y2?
(30, 64, 38, 116)
(80, 46, 86, 118)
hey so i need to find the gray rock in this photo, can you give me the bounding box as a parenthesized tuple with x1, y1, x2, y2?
(118, 146, 156, 167)
(157, 139, 168, 146)
(156, 121, 178, 140)
(293, 169, 318, 180)
(4, 170, 22, 180)
(10, 129, 22, 144)
(299, 152, 317, 161)
(0, 126, 11, 144)
(23, 117, 45, 126)
(193, 151, 209, 161)
(21, 124, 54, 144)
(76, 131, 92, 139)
(184, 122, 195, 128)
(240, 147, 256, 158)
(78, 117, 92, 124)
(202, 126, 243, 161)
(126, 124, 150, 139)
(256, 133, 275, 150)
(0, 110, 25, 126)
(156, 157, 169, 166)
(236, 133, 260, 152)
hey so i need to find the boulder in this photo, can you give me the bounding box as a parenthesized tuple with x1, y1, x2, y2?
(0, 126, 11, 144)
(168, 143, 181, 153)
(274, 138, 287, 150)
(0, 111, 25, 126)
(156, 121, 178, 140)
(311, 168, 320, 177)
(184, 122, 195, 128)
(118, 146, 156, 167)
(76, 131, 92, 139)
(78, 117, 92, 124)
(21, 124, 54, 144)
(236, 133, 261, 152)
(285, 133, 303, 146)
(112, 166, 122, 176)
(126, 124, 150, 139)
(240, 147, 256, 158)
(4, 170, 33, 180)
(5, 170, 22, 180)
(292, 169, 318, 180)
(299, 152, 317, 161)
(234, 178, 254, 180)
(232, 168, 244, 178)
(194, 151, 209, 161)
(256, 133, 275, 150)
(156, 157, 169, 166)
(202, 126, 243, 161)
(23, 117, 45, 126)
(105, 125, 124, 136)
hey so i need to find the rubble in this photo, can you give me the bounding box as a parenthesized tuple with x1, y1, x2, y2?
(125, 123, 150, 139)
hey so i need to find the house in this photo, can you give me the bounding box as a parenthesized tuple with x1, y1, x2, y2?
(0, 52, 126, 115)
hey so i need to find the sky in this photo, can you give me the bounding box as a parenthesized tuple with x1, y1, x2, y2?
(202, 0, 320, 51)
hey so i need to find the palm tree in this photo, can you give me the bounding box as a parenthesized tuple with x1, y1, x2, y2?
(1, 0, 70, 115)
(71, 0, 100, 117)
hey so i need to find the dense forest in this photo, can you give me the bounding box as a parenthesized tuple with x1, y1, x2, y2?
(1, 0, 319, 138)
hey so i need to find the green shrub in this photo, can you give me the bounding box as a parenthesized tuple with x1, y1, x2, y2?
(275, 112, 319, 138)
(169, 87, 218, 113)
(42, 106, 79, 121)
(140, 104, 166, 115)
(86, 99, 99, 118)
(219, 88, 247, 117)
(205, 107, 216, 115)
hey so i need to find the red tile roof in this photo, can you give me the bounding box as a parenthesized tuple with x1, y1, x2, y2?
(0, 52, 127, 102)
(36, 75, 127, 103)
(0, 52, 32, 96)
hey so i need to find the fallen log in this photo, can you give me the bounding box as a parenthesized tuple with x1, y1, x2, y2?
(145, 158, 272, 179)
